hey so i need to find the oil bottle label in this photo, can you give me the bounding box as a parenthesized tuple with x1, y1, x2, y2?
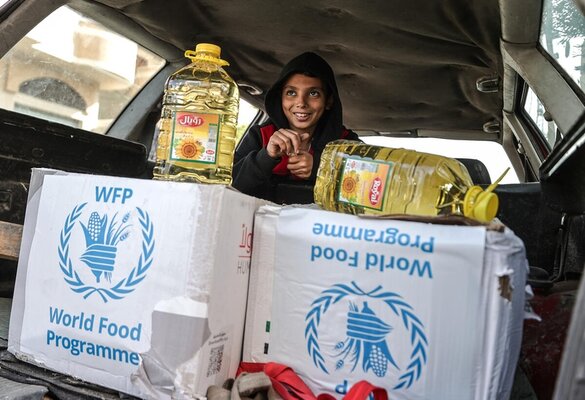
(169, 111, 220, 164)
(337, 157, 393, 211)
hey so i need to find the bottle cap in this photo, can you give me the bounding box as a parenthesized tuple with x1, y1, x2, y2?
(464, 187, 498, 222)
(195, 43, 222, 58)
(462, 167, 509, 222)
(184, 43, 229, 66)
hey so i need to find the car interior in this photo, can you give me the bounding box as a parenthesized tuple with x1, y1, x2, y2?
(0, 0, 584, 399)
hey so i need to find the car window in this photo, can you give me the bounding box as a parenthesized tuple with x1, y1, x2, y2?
(237, 99, 259, 142)
(0, 0, 12, 11)
(540, 0, 585, 90)
(360, 136, 519, 184)
(523, 85, 560, 150)
(0, 5, 166, 134)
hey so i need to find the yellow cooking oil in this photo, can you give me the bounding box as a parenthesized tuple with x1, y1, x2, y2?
(314, 140, 506, 222)
(153, 43, 239, 184)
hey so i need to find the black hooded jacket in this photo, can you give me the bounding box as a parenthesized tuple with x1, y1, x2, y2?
(232, 52, 360, 204)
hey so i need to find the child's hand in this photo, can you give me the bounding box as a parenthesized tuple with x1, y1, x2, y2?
(287, 152, 313, 179)
(266, 129, 310, 158)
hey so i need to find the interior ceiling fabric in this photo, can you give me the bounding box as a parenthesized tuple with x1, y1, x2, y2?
(96, 0, 503, 134)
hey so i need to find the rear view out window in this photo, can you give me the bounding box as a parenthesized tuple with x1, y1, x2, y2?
(540, 0, 585, 90)
(523, 85, 559, 150)
(360, 136, 519, 184)
(0, 6, 165, 134)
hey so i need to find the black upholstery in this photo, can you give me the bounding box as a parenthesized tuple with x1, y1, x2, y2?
(86, 0, 503, 135)
(456, 158, 492, 185)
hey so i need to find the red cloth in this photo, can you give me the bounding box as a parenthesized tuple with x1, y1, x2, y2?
(237, 362, 388, 400)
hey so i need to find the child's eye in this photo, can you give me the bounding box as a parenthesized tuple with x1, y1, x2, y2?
(285, 89, 296, 96)
(309, 90, 322, 97)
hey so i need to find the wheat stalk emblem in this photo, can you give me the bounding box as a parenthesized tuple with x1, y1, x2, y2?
(334, 301, 399, 377)
(59, 204, 155, 302)
(305, 282, 428, 389)
(79, 211, 131, 283)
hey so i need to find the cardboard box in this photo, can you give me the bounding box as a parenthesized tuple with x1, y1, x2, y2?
(9, 169, 267, 399)
(243, 206, 529, 400)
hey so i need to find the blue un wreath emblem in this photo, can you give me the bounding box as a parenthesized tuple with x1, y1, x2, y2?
(304, 282, 428, 390)
(58, 203, 155, 303)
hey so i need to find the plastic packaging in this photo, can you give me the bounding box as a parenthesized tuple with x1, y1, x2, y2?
(153, 43, 239, 183)
(314, 140, 506, 222)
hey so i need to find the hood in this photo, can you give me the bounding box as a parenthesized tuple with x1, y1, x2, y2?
(264, 52, 344, 151)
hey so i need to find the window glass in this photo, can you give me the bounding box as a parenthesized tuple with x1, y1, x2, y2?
(0, 6, 166, 134)
(540, 0, 585, 90)
(0, 0, 12, 10)
(236, 99, 259, 143)
(360, 136, 519, 184)
(523, 85, 559, 149)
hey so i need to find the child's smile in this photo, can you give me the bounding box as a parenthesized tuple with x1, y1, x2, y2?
(281, 73, 331, 135)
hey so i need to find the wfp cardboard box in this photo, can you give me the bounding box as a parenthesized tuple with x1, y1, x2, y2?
(243, 206, 530, 400)
(9, 168, 267, 399)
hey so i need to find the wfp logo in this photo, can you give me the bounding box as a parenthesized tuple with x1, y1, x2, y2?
(304, 282, 428, 390)
(58, 203, 155, 303)
(80, 211, 131, 283)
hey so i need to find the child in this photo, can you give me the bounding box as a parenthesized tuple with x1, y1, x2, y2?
(232, 52, 360, 203)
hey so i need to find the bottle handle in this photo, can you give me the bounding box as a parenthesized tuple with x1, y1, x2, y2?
(484, 167, 510, 194)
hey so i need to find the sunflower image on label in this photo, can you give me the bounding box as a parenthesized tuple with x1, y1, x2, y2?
(337, 157, 393, 211)
(170, 111, 220, 164)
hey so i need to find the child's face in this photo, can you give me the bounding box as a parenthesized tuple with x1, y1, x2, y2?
(281, 73, 332, 135)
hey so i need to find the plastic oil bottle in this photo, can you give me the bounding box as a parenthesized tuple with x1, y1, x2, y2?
(314, 140, 507, 222)
(153, 43, 239, 183)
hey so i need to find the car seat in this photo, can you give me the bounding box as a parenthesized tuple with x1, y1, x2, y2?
(456, 158, 492, 185)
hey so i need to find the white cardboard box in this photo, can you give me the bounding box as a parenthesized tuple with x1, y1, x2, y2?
(243, 206, 529, 400)
(9, 168, 267, 399)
